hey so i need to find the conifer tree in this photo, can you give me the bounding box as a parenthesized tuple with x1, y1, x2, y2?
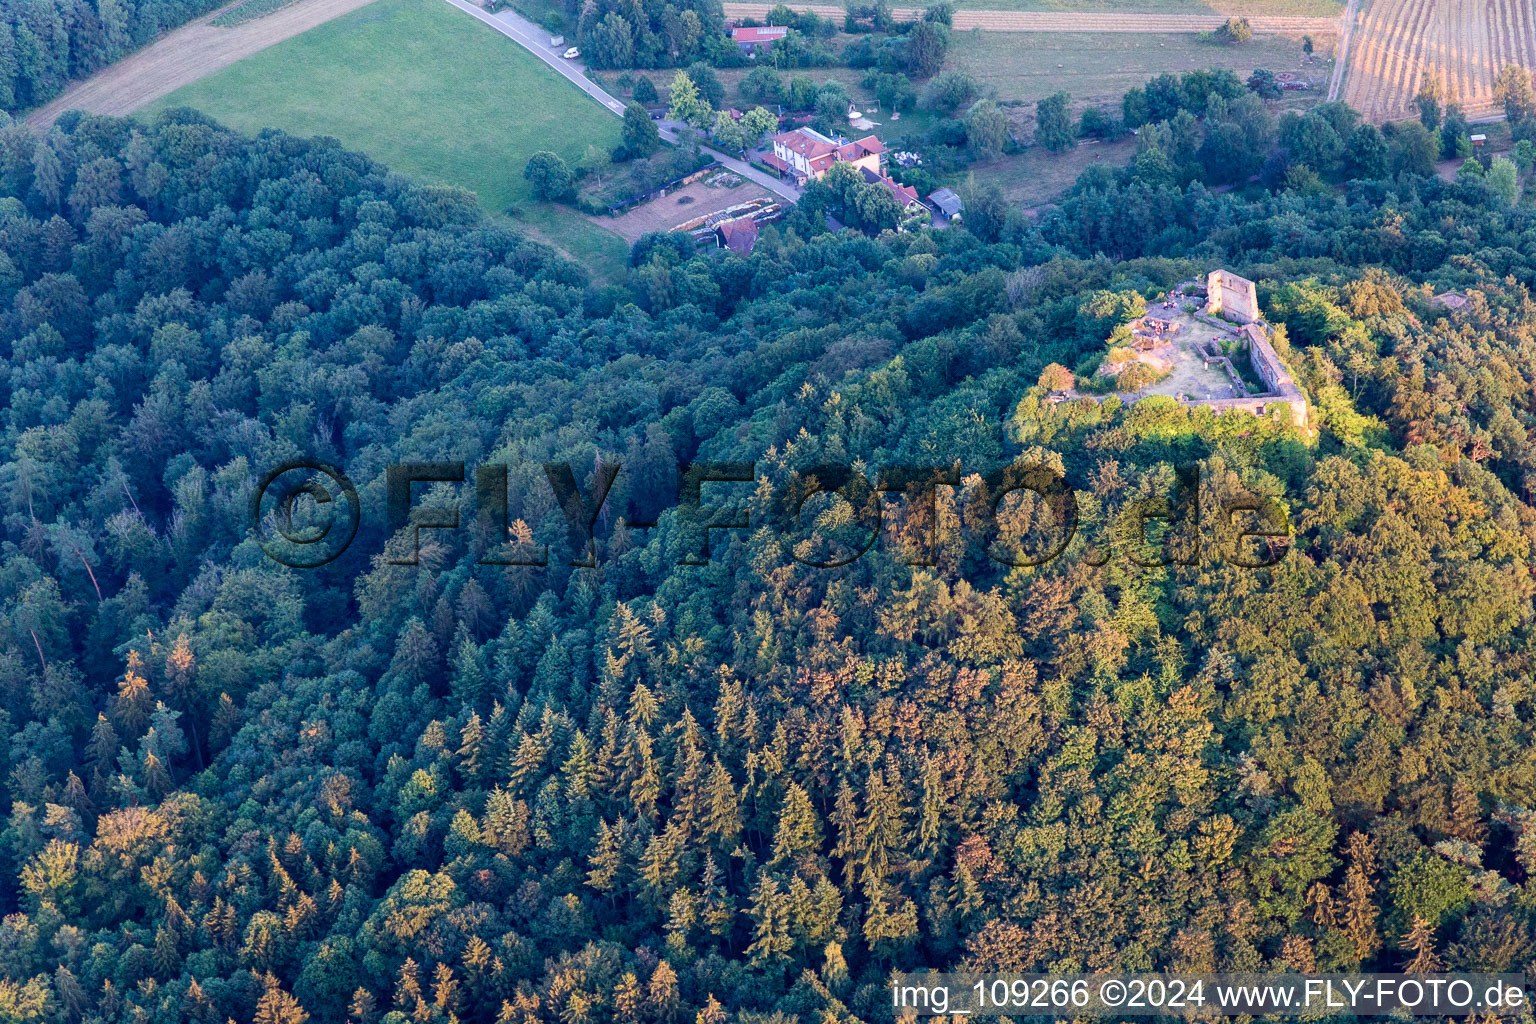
(457, 711, 485, 781)
(347, 987, 378, 1024)
(1340, 832, 1379, 962)
(769, 783, 822, 867)
(700, 760, 740, 847)
(1401, 915, 1442, 973)
(745, 871, 793, 964)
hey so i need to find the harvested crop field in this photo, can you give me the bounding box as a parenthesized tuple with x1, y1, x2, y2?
(720, 3, 1340, 30)
(25, 0, 383, 128)
(1343, 0, 1536, 121)
(948, 29, 1330, 106)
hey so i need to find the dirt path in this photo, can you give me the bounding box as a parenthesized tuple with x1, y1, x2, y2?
(1325, 0, 1359, 100)
(720, 3, 1338, 32)
(26, 0, 384, 129)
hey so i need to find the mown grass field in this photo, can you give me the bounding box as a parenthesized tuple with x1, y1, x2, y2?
(947, 28, 1330, 108)
(149, 0, 629, 276)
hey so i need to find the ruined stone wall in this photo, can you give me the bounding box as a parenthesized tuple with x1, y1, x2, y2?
(1206, 270, 1259, 324)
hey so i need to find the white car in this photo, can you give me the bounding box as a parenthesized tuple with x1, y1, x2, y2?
(562, 47, 580, 59)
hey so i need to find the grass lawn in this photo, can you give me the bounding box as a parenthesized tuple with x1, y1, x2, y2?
(148, 0, 630, 273)
(519, 202, 631, 279)
(970, 136, 1141, 207)
(947, 28, 1330, 109)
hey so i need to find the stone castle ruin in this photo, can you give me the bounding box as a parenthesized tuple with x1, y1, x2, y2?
(1205, 270, 1260, 324)
(1089, 270, 1307, 429)
(1198, 322, 1308, 428)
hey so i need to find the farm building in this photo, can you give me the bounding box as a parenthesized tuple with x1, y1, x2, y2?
(715, 217, 760, 255)
(764, 127, 884, 184)
(726, 25, 789, 52)
(928, 187, 963, 220)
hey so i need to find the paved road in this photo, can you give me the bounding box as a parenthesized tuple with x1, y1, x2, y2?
(1326, 0, 1360, 102)
(439, 0, 801, 203)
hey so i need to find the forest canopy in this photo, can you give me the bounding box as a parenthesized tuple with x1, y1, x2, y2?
(0, 102, 1534, 1024)
(1, 0, 230, 116)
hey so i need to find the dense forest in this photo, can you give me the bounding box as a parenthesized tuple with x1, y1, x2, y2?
(1, 0, 229, 116)
(1, 97, 1536, 1024)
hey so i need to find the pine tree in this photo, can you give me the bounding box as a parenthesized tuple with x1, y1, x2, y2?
(561, 730, 596, 801)
(1340, 832, 1379, 962)
(114, 650, 153, 734)
(211, 692, 240, 746)
(152, 925, 180, 975)
(1307, 881, 1336, 927)
(457, 711, 485, 781)
(60, 770, 92, 817)
(859, 763, 908, 884)
(769, 783, 821, 867)
(451, 631, 489, 709)
(696, 994, 726, 1024)
(508, 729, 546, 796)
(347, 987, 378, 1024)
(830, 779, 860, 889)
(54, 966, 87, 1019)
(744, 871, 792, 963)
(482, 787, 530, 857)
(462, 935, 492, 975)
(699, 852, 734, 938)
(587, 819, 624, 895)
(647, 960, 679, 1022)
(638, 821, 684, 910)
(1279, 934, 1317, 972)
(431, 962, 459, 1015)
(700, 759, 739, 847)
(394, 958, 422, 1009)
(628, 731, 662, 822)
(613, 972, 643, 1024)
(671, 736, 707, 832)
(32, 141, 61, 210)
(917, 755, 944, 856)
(1401, 915, 1442, 973)
(253, 974, 310, 1024)
(142, 750, 171, 799)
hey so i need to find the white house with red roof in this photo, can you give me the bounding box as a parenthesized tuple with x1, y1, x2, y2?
(726, 25, 789, 52)
(764, 127, 885, 184)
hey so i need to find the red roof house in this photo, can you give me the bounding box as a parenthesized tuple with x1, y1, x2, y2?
(861, 167, 922, 210)
(727, 25, 789, 51)
(715, 217, 760, 254)
(765, 127, 885, 183)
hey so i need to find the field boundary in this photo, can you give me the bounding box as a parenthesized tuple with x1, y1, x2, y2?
(721, 3, 1339, 32)
(1325, 0, 1360, 99)
(25, 0, 384, 128)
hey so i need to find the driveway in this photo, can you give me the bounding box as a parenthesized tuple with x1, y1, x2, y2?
(439, 0, 800, 203)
